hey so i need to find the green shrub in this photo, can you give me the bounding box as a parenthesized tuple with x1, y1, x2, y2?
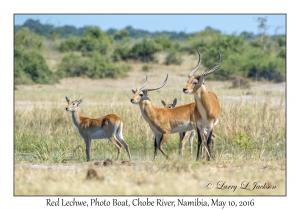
(247, 53, 285, 82)
(15, 48, 58, 84)
(165, 50, 182, 65)
(112, 38, 132, 61)
(58, 37, 80, 52)
(278, 49, 286, 59)
(14, 28, 58, 85)
(154, 36, 173, 50)
(77, 27, 113, 56)
(57, 27, 113, 56)
(56, 53, 86, 77)
(276, 36, 286, 47)
(57, 52, 130, 79)
(14, 27, 43, 50)
(85, 53, 129, 79)
(129, 37, 162, 62)
(113, 29, 129, 40)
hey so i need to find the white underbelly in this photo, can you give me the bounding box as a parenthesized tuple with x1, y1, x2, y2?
(171, 123, 194, 133)
(90, 130, 107, 139)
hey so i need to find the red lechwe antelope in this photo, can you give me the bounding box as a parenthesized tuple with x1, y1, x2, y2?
(183, 50, 221, 161)
(161, 98, 216, 157)
(65, 96, 131, 162)
(131, 75, 200, 159)
(161, 98, 196, 156)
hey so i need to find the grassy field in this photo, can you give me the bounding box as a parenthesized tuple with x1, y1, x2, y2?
(14, 53, 286, 195)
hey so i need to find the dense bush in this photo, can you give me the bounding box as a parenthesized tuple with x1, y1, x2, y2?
(58, 27, 113, 56)
(15, 48, 57, 84)
(154, 36, 174, 50)
(57, 52, 130, 79)
(113, 29, 129, 40)
(183, 30, 285, 82)
(15, 23, 286, 84)
(165, 50, 182, 65)
(129, 37, 162, 62)
(112, 38, 132, 62)
(14, 28, 58, 85)
(57, 37, 80, 52)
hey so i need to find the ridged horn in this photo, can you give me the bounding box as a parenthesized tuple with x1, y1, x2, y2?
(132, 75, 148, 93)
(195, 50, 221, 79)
(147, 74, 168, 92)
(188, 50, 202, 78)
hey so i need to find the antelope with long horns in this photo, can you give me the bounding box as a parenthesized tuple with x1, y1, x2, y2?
(131, 75, 200, 159)
(65, 96, 131, 162)
(183, 51, 221, 161)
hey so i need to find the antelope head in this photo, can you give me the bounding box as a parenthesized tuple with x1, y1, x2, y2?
(65, 95, 84, 112)
(161, 98, 177, 108)
(131, 75, 168, 104)
(183, 50, 221, 94)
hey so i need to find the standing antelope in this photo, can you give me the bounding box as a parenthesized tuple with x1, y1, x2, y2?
(65, 96, 131, 162)
(131, 75, 200, 159)
(161, 98, 216, 157)
(161, 98, 196, 156)
(183, 50, 221, 161)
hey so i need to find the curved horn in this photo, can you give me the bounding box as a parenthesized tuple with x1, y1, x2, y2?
(188, 50, 202, 78)
(147, 74, 168, 92)
(195, 50, 221, 79)
(137, 75, 149, 90)
(132, 75, 149, 93)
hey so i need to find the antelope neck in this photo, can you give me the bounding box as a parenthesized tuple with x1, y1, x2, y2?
(139, 100, 156, 122)
(71, 109, 82, 129)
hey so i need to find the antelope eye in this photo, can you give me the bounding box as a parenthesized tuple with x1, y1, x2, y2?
(192, 81, 198, 85)
(168, 106, 172, 108)
(72, 102, 76, 106)
(139, 93, 143, 97)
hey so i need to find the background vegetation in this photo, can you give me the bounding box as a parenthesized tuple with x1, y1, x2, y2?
(14, 18, 286, 85)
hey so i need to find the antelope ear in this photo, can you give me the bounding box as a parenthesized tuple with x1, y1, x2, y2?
(199, 77, 204, 85)
(161, 100, 166, 107)
(195, 77, 204, 88)
(78, 98, 84, 105)
(132, 89, 136, 94)
(172, 98, 177, 108)
(143, 89, 148, 96)
(66, 96, 70, 103)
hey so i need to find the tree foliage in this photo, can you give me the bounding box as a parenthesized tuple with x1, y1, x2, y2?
(57, 52, 130, 79)
(58, 27, 113, 56)
(14, 18, 286, 84)
(129, 37, 162, 62)
(14, 28, 58, 85)
(183, 29, 286, 82)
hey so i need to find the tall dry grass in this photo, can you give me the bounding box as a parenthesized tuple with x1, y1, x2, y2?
(14, 73, 285, 163)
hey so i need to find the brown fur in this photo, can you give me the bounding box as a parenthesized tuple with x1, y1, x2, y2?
(184, 77, 220, 160)
(162, 99, 216, 156)
(66, 97, 131, 162)
(79, 114, 117, 129)
(131, 90, 199, 159)
(161, 100, 196, 156)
